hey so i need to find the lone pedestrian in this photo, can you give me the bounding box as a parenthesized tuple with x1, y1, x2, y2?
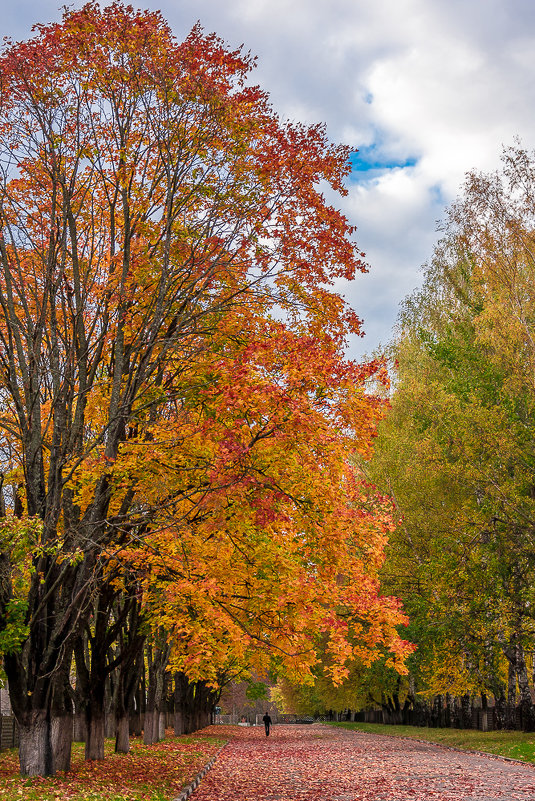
(262, 712, 272, 736)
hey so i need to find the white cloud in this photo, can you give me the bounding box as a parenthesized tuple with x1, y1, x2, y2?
(5, 0, 535, 358)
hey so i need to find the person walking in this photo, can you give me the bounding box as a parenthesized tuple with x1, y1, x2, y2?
(262, 712, 272, 736)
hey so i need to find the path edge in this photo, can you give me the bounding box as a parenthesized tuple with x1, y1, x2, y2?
(172, 742, 229, 801)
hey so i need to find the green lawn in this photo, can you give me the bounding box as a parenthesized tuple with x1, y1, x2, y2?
(329, 721, 535, 764)
(0, 730, 227, 801)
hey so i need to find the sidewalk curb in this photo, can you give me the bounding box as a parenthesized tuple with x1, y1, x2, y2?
(341, 726, 535, 769)
(172, 742, 228, 801)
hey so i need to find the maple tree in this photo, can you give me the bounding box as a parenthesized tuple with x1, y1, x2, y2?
(113, 311, 414, 741)
(0, 1, 412, 776)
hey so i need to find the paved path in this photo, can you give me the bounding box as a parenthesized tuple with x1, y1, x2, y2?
(194, 724, 535, 800)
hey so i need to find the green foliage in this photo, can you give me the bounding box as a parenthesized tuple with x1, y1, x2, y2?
(245, 680, 268, 703)
(274, 655, 413, 716)
(366, 144, 535, 701)
(0, 516, 43, 657)
(0, 598, 29, 654)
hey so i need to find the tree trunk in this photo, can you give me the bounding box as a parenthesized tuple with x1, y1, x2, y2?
(506, 659, 517, 729)
(112, 596, 145, 753)
(86, 712, 105, 760)
(175, 672, 195, 734)
(480, 693, 488, 732)
(143, 639, 170, 745)
(174, 672, 218, 736)
(50, 671, 73, 773)
(50, 712, 73, 773)
(85, 686, 106, 760)
(18, 712, 52, 777)
(129, 682, 143, 737)
(73, 661, 88, 742)
(6, 651, 72, 777)
(115, 688, 132, 753)
(431, 695, 442, 727)
(115, 714, 130, 754)
(174, 707, 184, 736)
(174, 675, 185, 735)
(50, 666, 73, 773)
(494, 689, 506, 730)
(105, 674, 117, 738)
(515, 643, 535, 732)
(74, 587, 143, 760)
(444, 693, 453, 728)
(460, 694, 472, 729)
(73, 713, 87, 742)
(143, 709, 154, 745)
(144, 643, 157, 746)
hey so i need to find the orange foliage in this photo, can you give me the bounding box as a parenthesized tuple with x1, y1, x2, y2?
(0, 0, 411, 725)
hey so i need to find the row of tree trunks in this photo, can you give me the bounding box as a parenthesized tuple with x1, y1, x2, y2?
(12, 631, 216, 776)
(173, 673, 220, 736)
(501, 633, 535, 732)
(366, 691, 528, 731)
(40, 668, 216, 751)
(143, 638, 171, 745)
(513, 643, 535, 732)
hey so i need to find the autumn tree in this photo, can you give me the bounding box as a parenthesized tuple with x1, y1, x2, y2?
(0, 1, 412, 775)
(368, 143, 535, 729)
(114, 311, 414, 738)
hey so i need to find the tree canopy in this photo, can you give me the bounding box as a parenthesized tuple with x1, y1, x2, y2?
(0, 2, 411, 775)
(363, 144, 535, 728)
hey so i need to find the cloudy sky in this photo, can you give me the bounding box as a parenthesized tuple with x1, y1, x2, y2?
(4, 0, 535, 358)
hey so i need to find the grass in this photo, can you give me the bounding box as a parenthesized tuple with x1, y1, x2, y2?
(329, 721, 535, 764)
(0, 729, 228, 801)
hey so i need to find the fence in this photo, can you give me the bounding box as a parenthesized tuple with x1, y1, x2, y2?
(0, 715, 18, 751)
(214, 713, 314, 726)
(353, 704, 526, 732)
(216, 705, 528, 733)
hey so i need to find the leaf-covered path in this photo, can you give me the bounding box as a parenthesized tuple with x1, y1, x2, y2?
(193, 724, 535, 800)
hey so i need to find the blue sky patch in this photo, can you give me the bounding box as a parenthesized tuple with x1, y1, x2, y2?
(349, 147, 418, 174)
(428, 183, 447, 206)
